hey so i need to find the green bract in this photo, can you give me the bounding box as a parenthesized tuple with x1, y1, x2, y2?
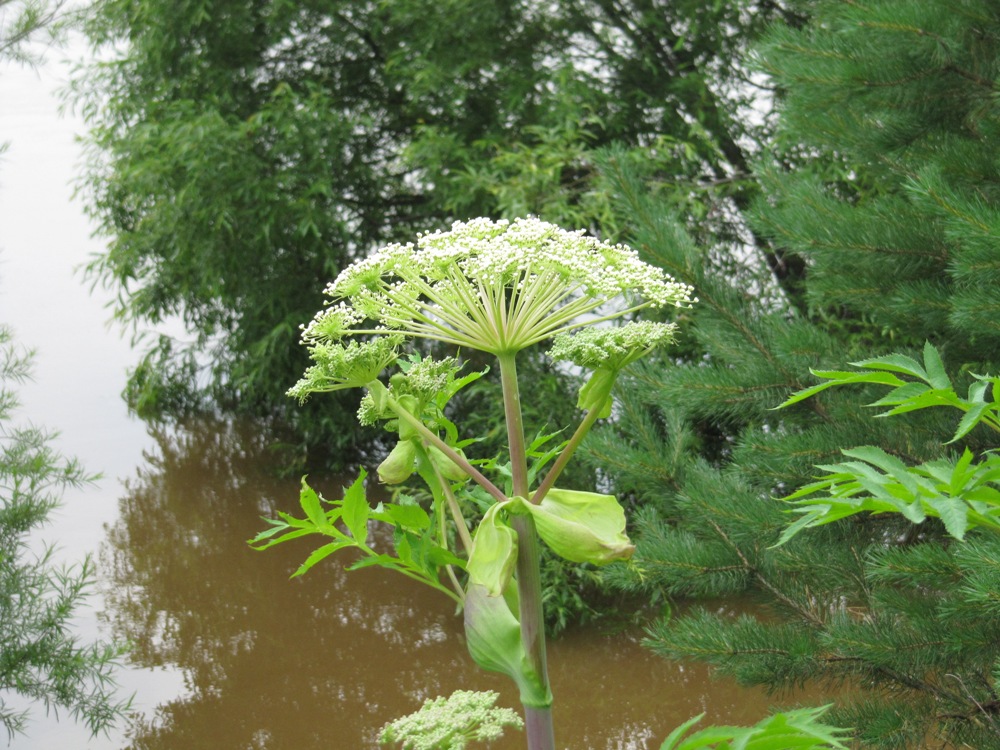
(463, 585, 552, 709)
(298, 217, 693, 360)
(467, 504, 519, 596)
(467, 490, 635, 595)
(517, 489, 635, 566)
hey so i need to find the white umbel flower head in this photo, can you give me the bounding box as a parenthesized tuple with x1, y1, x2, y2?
(303, 217, 692, 361)
(378, 689, 523, 750)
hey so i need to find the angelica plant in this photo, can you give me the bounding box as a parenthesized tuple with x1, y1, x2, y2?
(251, 217, 694, 750)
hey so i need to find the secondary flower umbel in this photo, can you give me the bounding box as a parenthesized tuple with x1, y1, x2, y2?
(289, 217, 693, 400)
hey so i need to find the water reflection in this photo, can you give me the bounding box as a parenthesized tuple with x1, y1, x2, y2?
(103, 418, 776, 749)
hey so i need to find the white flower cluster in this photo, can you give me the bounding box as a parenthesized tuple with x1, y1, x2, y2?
(291, 217, 694, 399)
(549, 320, 678, 370)
(330, 217, 692, 308)
(378, 689, 523, 750)
(307, 217, 691, 357)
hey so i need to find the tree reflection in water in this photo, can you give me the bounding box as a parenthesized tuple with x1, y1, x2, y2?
(101, 418, 774, 750)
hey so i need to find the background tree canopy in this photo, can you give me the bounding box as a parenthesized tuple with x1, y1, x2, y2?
(72, 0, 1000, 746)
(73, 0, 800, 463)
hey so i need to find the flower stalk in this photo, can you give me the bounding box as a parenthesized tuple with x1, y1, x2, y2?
(499, 352, 555, 749)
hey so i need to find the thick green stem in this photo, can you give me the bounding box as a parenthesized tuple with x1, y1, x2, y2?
(498, 353, 555, 750)
(498, 353, 530, 500)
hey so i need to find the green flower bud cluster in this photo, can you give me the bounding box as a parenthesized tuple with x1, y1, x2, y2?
(378, 689, 524, 750)
(548, 320, 678, 370)
(287, 334, 402, 403)
(377, 440, 468, 486)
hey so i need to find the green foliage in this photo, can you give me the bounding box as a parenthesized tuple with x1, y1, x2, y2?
(588, 1, 1000, 747)
(658, 706, 849, 750)
(250, 472, 465, 601)
(0, 0, 72, 66)
(0, 327, 131, 740)
(779, 342, 1000, 443)
(779, 445, 1000, 543)
(71, 0, 795, 468)
(775, 343, 1000, 543)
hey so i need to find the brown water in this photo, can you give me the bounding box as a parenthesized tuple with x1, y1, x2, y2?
(100, 419, 780, 750)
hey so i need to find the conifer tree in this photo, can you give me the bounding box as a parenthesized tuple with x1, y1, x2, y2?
(591, 2, 1000, 747)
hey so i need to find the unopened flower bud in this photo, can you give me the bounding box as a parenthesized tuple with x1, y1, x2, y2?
(377, 439, 418, 484)
(429, 445, 468, 483)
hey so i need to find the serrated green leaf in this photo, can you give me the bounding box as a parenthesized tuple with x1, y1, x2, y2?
(968, 379, 989, 403)
(896, 499, 927, 524)
(783, 478, 841, 502)
(443, 365, 489, 400)
(249, 518, 292, 542)
(275, 509, 314, 528)
(878, 388, 962, 417)
(658, 706, 848, 750)
(394, 530, 413, 566)
(918, 458, 957, 486)
(427, 544, 466, 569)
(341, 471, 371, 543)
(952, 448, 976, 490)
(676, 725, 745, 747)
(922, 341, 950, 390)
(851, 352, 927, 380)
(832, 461, 892, 498)
(347, 553, 398, 571)
(299, 478, 328, 530)
(949, 402, 992, 443)
(659, 713, 706, 750)
(923, 496, 968, 540)
(842, 446, 919, 496)
(373, 502, 431, 531)
(868, 381, 930, 407)
(248, 526, 316, 550)
(291, 540, 354, 577)
(772, 509, 827, 547)
(774, 371, 905, 409)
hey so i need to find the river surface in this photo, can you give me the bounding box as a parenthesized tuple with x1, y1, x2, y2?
(1, 45, 792, 750)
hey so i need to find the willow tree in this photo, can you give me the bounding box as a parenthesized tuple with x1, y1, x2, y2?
(72, 0, 799, 463)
